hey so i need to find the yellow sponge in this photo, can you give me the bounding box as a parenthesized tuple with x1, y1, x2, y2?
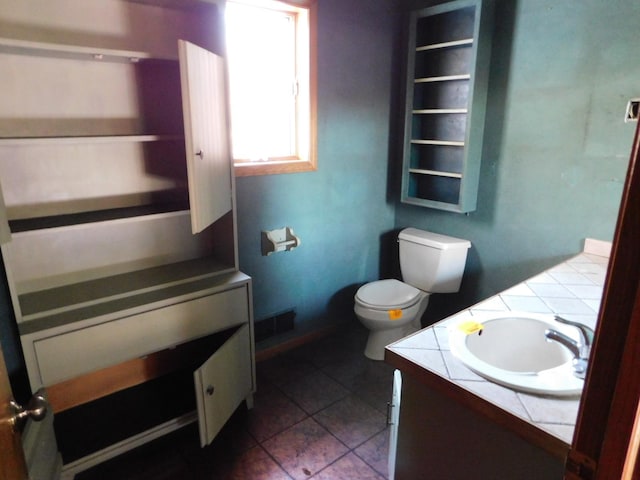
(457, 320, 484, 335)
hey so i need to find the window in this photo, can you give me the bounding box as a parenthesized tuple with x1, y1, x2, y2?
(225, 0, 317, 176)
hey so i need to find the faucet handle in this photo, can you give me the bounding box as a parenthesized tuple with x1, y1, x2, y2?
(554, 315, 595, 347)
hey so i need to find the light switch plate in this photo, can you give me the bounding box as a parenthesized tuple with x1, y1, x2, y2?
(625, 99, 640, 123)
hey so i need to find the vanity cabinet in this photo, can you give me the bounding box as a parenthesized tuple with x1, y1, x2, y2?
(390, 372, 564, 480)
(400, 0, 493, 212)
(0, 1, 254, 476)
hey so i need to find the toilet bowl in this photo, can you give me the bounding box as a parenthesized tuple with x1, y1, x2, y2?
(354, 228, 471, 360)
(354, 279, 430, 360)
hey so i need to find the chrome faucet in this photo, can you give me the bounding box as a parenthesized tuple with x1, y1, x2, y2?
(544, 315, 595, 379)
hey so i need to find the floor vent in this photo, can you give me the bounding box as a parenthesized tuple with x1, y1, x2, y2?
(254, 309, 296, 342)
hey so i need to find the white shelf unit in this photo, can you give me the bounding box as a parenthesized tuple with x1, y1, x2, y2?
(400, 0, 493, 212)
(0, 1, 254, 475)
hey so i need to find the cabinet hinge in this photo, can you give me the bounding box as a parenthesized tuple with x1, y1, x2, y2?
(565, 450, 597, 480)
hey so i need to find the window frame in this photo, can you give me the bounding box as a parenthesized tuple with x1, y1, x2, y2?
(225, 0, 317, 177)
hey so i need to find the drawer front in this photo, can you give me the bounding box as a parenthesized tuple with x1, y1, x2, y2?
(34, 285, 249, 386)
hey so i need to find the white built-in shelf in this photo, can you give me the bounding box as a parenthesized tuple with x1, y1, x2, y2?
(415, 74, 471, 83)
(411, 139, 465, 147)
(18, 256, 236, 329)
(0, 134, 184, 146)
(0, 37, 176, 63)
(409, 168, 462, 178)
(412, 109, 468, 114)
(416, 38, 474, 52)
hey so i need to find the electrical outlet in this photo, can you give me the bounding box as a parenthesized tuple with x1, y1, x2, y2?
(625, 99, 640, 123)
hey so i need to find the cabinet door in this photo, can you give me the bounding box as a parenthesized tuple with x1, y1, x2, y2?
(388, 369, 402, 480)
(194, 324, 253, 447)
(178, 40, 233, 234)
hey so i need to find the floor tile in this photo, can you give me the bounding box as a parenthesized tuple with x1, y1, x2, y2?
(258, 355, 318, 388)
(349, 362, 395, 414)
(279, 370, 350, 414)
(246, 382, 307, 442)
(203, 445, 293, 480)
(313, 395, 386, 448)
(287, 326, 368, 368)
(262, 417, 349, 480)
(354, 429, 390, 479)
(321, 353, 371, 387)
(312, 452, 385, 479)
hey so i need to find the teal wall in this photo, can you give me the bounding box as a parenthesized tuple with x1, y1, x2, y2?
(395, 0, 637, 322)
(235, 0, 398, 343)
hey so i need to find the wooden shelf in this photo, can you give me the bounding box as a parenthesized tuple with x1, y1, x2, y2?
(0, 37, 176, 63)
(416, 38, 474, 51)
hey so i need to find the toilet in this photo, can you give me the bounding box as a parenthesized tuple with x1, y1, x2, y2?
(354, 228, 471, 360)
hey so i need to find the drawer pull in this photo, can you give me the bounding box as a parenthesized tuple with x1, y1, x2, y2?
(206, 385, 215, 396)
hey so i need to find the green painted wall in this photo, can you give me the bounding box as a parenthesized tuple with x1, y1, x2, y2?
(395, 0, 637, 322)
(235, 0, 398, 343)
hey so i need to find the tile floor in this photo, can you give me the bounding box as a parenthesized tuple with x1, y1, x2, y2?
(77, 323, 394, 479)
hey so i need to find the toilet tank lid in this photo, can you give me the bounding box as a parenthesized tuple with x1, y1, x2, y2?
(398, 228, 471, 250)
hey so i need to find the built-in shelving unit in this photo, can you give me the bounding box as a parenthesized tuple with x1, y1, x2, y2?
(0, 1, 255, 476)
(400, 0, 493, 212)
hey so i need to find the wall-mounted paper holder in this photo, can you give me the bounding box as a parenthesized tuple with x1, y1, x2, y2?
(261, 227, 301, 256)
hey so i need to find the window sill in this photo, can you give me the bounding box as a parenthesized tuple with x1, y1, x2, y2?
(234, 158, 317, 177)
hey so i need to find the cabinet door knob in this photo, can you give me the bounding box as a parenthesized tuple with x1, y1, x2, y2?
(10, 388, 48, 430)
(195, 149, 204, 158)
(206, 385, 215, 396)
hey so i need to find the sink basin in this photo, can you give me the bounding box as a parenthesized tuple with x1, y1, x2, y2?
(449, 312, 584, 396)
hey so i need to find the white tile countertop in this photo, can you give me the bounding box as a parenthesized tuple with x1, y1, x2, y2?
(385, 239, 610, 457)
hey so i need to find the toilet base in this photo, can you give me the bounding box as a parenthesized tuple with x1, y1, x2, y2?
(364, 324, 419, 361)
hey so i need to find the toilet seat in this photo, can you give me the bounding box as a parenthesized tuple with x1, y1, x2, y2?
(355, 279, 421, 310)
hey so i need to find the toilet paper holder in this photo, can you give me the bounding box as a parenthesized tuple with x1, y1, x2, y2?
(261, 227, 301, 256)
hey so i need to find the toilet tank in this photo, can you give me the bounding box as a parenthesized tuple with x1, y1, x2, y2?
(398, 228, 471, 293)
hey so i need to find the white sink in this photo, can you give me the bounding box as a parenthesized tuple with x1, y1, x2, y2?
(449, 312, 584, 396)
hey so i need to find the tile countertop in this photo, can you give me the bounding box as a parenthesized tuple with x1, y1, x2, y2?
(385, 239, 611, 460)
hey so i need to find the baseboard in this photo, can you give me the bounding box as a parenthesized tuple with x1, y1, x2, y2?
(255, 324, 339, 363)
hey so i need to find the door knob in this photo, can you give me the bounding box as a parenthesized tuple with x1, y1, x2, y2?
(195, 149, 204, 158)
(10, 388, 48, 429)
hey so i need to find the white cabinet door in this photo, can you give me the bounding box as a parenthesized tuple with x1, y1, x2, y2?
(178, 40, 233, 234)
(388, 369, 402, 480)
(194, 324, 253, 447)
